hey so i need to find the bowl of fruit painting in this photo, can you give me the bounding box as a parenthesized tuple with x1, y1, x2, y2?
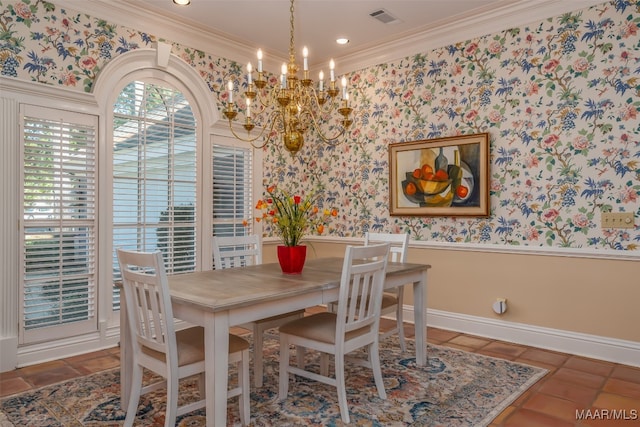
(389, 133, 490, 216)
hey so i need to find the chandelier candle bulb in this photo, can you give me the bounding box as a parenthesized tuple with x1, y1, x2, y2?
(303, 46, 308, 71)
(257, 49, 263, 72)
(281, 63, 287, 88)
(330, 59, 335, 81)
(247, 62, 252, 84)
(246, 98, 251, 118)
(341, 76, 347, 100)
(318, 70, 324, 91)
(227, 80, 233, 104)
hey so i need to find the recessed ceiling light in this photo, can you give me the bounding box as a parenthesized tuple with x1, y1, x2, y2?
(173, 0, 190, 5)
(336, 38, 349, 45)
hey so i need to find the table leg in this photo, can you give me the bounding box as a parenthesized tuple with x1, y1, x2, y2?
(204, 311, 230, 427)
(119, 295, 132, 406)
(413, 270, 428, 366)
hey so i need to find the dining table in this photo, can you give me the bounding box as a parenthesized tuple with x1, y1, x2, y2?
(119, 256, 430, 427)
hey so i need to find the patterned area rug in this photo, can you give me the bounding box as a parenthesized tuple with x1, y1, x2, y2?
(0, 335, 546, 426)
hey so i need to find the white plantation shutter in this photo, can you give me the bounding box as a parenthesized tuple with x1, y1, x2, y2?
(212, 144, 253, 238)
(21, 106, 97, 343)
(112, 81, 197, 309)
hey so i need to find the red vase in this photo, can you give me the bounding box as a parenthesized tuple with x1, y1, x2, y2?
(277, 245, 307, 274)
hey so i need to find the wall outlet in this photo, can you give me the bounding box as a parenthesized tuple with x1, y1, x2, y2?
(493, 298, 507, 315)
(601, 212, 634, 229)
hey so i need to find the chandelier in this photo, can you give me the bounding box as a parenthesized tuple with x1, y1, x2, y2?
(223, 0, 353, 156)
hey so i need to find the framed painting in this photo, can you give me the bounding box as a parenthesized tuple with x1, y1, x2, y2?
(389, 133, 490, 216)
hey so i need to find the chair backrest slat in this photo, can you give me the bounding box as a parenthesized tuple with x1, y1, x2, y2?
(337, 243, 390, 336)
(364, 232, 409, 263)
(117, 249, 177, 360)
(213, 235, 262, 269)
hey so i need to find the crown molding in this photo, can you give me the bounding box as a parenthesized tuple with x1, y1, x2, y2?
(56, 0, 606, 74)
(333, 0, 607, 73)
(56, 0, 287, 70)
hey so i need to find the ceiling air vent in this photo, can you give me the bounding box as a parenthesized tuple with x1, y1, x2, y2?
(369, 9, 400, 24)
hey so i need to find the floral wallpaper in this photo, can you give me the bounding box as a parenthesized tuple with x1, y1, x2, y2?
(1, 0, 638, 250)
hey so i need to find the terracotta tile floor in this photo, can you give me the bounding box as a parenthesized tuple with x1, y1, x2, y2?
(1, 313, 639, 426)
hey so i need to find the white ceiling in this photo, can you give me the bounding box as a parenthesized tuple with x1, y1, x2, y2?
(131, 0, 518, 67)
(73, 0, 604, 73)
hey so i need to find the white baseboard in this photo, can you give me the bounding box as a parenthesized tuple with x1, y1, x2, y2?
(11, 309, 639, 370)
(15, 326, 120, 369)
(398, 308, 640, 368)
(0, 336, 18, 372)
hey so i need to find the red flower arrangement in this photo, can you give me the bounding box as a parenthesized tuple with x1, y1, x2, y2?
(255, 185, 337, 247)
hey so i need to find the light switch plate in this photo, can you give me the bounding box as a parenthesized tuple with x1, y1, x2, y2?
(601, 212, 634, 229)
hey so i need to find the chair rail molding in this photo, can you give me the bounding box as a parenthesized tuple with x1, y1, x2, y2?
(266, 236, 640, 262)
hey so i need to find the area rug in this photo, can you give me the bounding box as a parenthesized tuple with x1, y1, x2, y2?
(0, 335, 546, 426)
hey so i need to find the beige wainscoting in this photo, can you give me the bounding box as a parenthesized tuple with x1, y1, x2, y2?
(264, 238, 639, 365)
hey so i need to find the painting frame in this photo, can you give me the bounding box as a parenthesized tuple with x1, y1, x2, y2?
(389, 133, 490, 217)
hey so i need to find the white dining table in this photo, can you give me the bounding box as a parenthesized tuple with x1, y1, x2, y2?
(119, 257, 430, 427)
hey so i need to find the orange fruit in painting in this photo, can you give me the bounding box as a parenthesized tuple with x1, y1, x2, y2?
(421, 164, 434, 179)
(412, 168, 422, 179)
(456, 185, 469, 198)
(434, 169, 449, 181)
(405, 182, 417, 196)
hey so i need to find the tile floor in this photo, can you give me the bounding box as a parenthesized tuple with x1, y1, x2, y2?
(1, 313, 639, 426)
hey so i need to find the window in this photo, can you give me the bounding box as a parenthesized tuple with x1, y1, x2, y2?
(212, 143, 254, 238)
(112, 81, 197, 309)
(21, 105, 97, 343)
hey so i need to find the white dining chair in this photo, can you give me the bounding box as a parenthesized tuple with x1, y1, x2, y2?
(117, 249, 250, 426)
(212, 234, 305, 387)
(364, 231, 410, 352)
(278, 243, 390, 424)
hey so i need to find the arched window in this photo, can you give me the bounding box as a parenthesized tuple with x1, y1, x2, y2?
(111, 81, 198, 309)
(96, 48, 261, 313)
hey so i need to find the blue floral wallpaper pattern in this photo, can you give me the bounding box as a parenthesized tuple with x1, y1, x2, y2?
(1, 0, 638, 250)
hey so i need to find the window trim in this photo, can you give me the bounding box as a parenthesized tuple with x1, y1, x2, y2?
(95, 48, 262, 325)
(95, 50, 216, 328)
(19, 104, 99, 344)
(0, 78, 102, 369)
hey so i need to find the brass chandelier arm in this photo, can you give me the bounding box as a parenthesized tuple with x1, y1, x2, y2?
(302, 110, 348, 144)
(252, 80, 281, 109)
(224, 110, 282, 149)
(299, 83, 344, 116)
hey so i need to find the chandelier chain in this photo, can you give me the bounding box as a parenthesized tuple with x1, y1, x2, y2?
(289, 0, 295, 60)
